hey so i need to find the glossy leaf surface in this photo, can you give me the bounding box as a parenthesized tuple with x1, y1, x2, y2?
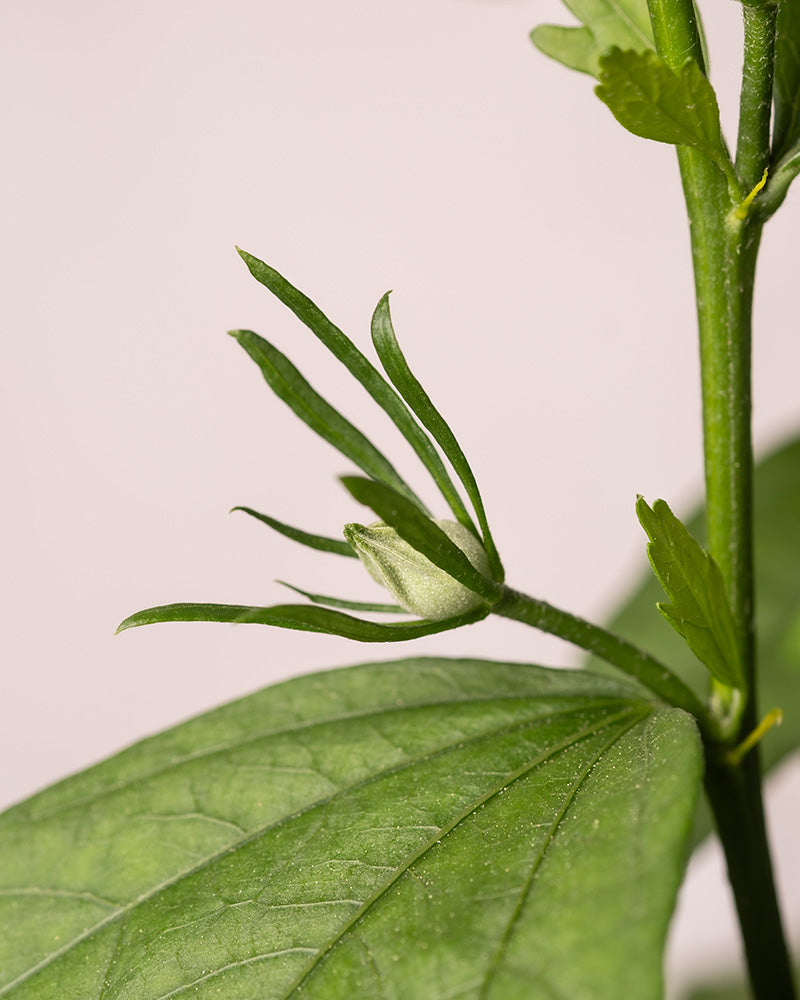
(596, 49, 730, 176)
(0, 658, 701, 999)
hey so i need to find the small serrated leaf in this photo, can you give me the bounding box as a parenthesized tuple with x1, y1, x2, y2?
(595, 49, 732, 178)
(531, 24, 602, 77)
(532, 0, 654, 78)
(636, 496, 743, 689)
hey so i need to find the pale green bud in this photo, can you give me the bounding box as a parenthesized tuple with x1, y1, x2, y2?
(343, 519, 490, 621)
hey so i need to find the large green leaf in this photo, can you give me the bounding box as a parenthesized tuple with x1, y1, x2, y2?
(0, 658, 701, 998)
(588, 435, 800, 785)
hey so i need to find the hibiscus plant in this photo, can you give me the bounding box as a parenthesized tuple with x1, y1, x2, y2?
(2, 0, 799, 998)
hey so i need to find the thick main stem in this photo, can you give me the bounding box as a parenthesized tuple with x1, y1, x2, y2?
(678, 146, 795, 998)
(645, 2, 794, 994)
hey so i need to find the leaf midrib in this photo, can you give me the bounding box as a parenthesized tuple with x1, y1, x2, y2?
(477, 711, 645, 998)
(277, 704, 650, 1000)
(8, 689, 637, 825)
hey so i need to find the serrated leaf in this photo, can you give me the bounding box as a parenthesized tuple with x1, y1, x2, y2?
(231, 507, 356, 557)
(588, 435, 800, 842)
(636, 496, 743, 689)
(0, 657, 702, 999)
(116, 601, 489, 639)
(596, 49, 732, 176)
(236, 250, 475, 531)
(531, 24, 605, 77)
(532, 0, 653, 78)
(773, 0, 800, 161)
(230, 329, 427, 512)
(341, 475, 501, 603)
(371, 294, 504, 582)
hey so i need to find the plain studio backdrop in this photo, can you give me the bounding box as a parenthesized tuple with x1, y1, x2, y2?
(2, 1, 798, 994)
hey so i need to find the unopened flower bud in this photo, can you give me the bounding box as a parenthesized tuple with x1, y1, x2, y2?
(343, 519, 490, 621)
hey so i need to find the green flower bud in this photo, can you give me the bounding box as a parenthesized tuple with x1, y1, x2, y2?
(343, 519, 490, 621)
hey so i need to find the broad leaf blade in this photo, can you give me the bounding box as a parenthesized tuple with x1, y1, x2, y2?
(117, 601, 489, 639)
(371, 295, 504, 582)
(596, 49, 731, 175)
(230, 329, 427, 511)
(636, 496, 743, 688)
(231, 506, 356, 557)
(532, 0, 654, 78)
(236, 250, 474, 530)
(0, 657, 702, 999)
(773, 0, 800, 161)
(342, 475, 501, 602)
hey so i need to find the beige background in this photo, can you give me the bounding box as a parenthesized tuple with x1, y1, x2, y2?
(2, 1, 798, 993)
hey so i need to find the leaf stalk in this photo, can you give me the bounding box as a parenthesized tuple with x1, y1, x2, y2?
(492, 587, 709, 724)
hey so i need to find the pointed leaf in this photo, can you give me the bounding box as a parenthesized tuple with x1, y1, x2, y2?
(0, 657, 701, 999)
(596, 49, 733, 178)
(371, 294, 504, 582)
(117, 601, 488, 639)
(276, 580, 406, 613)
(773, 0, 800, 161)
(230, 329, 426, 511)
(342, 475, 501, 603)
(589, 435, 800, 842)
(636, 496, 743, 689)
(532, 0, 653, 78)
(236, 250, 474, 529)
(231, 506, 356, 557)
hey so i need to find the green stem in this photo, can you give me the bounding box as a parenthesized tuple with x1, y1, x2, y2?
(736, 1, 778, 190)
(704, 746, 795, 997)
(645, 1, 794, 994)
(492, 587, 708, 722)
